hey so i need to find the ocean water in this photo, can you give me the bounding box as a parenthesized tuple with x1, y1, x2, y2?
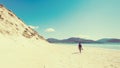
(56, 43, 120, 50)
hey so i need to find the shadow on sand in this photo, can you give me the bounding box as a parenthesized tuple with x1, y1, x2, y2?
(72, 52, 80, 54)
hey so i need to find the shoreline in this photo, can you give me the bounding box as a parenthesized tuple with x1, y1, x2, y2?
(52, 43, 120, 50)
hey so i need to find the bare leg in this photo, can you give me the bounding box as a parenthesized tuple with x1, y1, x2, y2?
(79, 47, 81, 53)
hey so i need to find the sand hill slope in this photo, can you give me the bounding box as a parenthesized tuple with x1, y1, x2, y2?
(0, 4, 48, 46)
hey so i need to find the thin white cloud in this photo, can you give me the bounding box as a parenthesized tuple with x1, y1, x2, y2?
(28, 25, 39, 29)
(45, 28, 55, 32)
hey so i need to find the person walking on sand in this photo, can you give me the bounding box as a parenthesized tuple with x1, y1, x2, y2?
(78, 42, 83, 53)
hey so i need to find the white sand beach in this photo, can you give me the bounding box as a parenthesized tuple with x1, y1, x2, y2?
(0, 37, 120, 68)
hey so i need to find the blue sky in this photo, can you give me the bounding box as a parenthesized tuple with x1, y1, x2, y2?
(0, 0, 120, 40)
